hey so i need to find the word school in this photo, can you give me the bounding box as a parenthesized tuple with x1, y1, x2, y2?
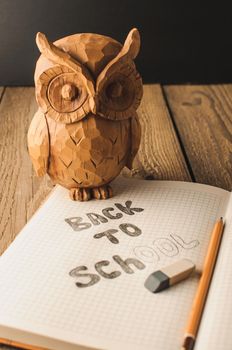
(69, 234, 199, 288)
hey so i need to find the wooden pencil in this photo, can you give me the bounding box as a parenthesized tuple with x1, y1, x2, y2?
(181, 217, 224, 350)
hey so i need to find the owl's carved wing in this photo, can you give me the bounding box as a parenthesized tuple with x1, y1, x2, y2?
(126, 113, 141, 170)
(27, 109, 50, 177)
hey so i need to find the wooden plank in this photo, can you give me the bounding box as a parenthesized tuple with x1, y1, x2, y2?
(0, 85, 20, 350)
(127, 84, 191, 181)
(0, 87, 53, 256)
(164, 85, 232, 190)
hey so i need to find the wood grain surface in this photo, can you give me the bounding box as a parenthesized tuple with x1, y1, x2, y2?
(164, 85, 232, 190)
(0, 88, 53, 256)
(0, 84, 231, 349)
(135, 85, 191, 181)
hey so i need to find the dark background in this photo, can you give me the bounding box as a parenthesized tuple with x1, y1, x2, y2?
(0, 0, 231, 85)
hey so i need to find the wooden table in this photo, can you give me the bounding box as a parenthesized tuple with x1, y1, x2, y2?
(0, 84, 231, 349)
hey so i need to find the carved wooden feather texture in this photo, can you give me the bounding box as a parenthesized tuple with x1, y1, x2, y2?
(28, 28, 143, 200)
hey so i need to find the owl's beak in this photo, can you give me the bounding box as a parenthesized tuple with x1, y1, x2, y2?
(89, 96, 98, 115)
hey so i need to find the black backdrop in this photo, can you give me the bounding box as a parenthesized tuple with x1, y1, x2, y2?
(0, 0, 232, 85)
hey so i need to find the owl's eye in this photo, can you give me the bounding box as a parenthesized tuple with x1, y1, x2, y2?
(48, 74, 86, 114)
(106, 82, 123, 99)
(97, 64, 143, 120)
(103, 76, 135, 113)
(36, 66, 93, 124)
(61, 84, 79, 101)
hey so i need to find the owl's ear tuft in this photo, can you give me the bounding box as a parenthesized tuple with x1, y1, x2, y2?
(35, 32, 94, 93)
(123, 28, 141, 59)
(35, 31, 68, 66)
(36, 32, 50, 54)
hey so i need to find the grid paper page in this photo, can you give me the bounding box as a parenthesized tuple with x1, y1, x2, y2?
(0, 178, 230, 350)
(195, 194, 232, 350)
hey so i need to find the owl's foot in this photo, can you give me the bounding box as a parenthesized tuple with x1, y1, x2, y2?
(92, 185, 113, 200)
(69, 188, 91, 201)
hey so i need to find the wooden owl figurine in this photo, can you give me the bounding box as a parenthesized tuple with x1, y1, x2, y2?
(28, 28, 143, 201)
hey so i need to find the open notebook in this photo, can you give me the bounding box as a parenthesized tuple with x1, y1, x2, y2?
(0, 178, 232, 350)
